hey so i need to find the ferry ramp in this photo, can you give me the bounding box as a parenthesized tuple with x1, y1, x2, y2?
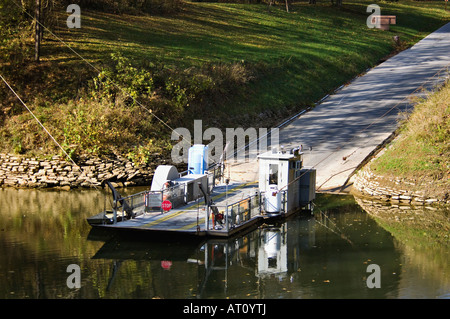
(229, 22, 450, 193)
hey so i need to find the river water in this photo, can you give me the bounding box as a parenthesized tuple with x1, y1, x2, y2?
(0, 187, 448, 299)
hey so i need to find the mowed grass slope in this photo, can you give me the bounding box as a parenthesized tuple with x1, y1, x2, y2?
(55, 1, 448, 115)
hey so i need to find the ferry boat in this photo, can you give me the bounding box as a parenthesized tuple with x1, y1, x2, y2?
(87, 144, 316, 238)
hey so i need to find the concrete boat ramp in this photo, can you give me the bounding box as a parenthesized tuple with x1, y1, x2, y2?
(229, 22, 450, 193)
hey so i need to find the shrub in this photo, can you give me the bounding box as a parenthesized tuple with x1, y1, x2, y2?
(90, 52, 255, 126)
(91, 52, 154, 106)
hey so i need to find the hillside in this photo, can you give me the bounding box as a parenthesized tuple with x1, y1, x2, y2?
(1, 1, 449, 162)
(361, 80, 450, 202)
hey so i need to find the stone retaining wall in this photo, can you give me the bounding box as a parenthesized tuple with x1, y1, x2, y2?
(0, 153, 167, 189)
(353, 167, 449, 205)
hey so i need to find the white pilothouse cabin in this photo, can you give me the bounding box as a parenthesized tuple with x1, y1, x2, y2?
(87, 144, 316, 237)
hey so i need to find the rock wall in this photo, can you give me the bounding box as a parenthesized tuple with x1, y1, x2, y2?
(0, 153, 167, 189)
(352, 167, 449, 205)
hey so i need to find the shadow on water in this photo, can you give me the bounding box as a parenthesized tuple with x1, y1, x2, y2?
(1, 187, 448, 299)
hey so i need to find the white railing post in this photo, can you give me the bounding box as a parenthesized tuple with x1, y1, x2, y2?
(205, 206, 209, 231)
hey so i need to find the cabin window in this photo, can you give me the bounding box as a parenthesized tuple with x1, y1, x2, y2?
(269, 164, 278, 185)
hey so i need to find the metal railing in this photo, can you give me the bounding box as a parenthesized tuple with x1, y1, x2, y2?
(110, 162, 226, 224)
(226, 193, 262, 227)
(207, 190, 287, 231)
(144, 183, 186, 213)
(110, 183, 187, 222)
(207, 163, 224, 192)
(112, 190, 147, 223)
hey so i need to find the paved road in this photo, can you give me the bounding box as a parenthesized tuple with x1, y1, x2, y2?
(229, 22, 450, 192)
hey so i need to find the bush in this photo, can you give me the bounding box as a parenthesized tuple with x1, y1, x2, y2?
(90, 52, 255, 125)
(58, 98, 160, 158)
(91, 52, 154, 106)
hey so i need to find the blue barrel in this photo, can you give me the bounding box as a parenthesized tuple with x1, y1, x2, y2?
(188, 144, 209, 174)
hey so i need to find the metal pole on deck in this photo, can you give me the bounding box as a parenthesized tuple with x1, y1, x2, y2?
(113, 200, 117, 224)
(225, 182, 228, 232)
(204, 203, 209, 232)
(248, 197, 251, 220)
(225, 206, 229, 232)
(160, 191, 163, 214)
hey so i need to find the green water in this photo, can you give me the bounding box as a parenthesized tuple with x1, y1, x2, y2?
(0, 187, 448, 299)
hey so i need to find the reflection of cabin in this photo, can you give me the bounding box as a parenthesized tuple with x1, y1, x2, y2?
(258, 148, 316, 213)
(258, 228, 287, 277)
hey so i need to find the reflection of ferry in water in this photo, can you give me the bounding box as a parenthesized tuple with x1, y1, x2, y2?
(88, 217, 317, 298)
(87, 144, 316, 238)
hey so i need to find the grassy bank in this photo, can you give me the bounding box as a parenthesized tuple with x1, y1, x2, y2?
(1, 1, 449, 161)
(369, 80, 450, 200)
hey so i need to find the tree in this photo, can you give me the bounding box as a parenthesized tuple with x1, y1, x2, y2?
(35, 0, 41, 62)
(331, 0, 343, 6)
